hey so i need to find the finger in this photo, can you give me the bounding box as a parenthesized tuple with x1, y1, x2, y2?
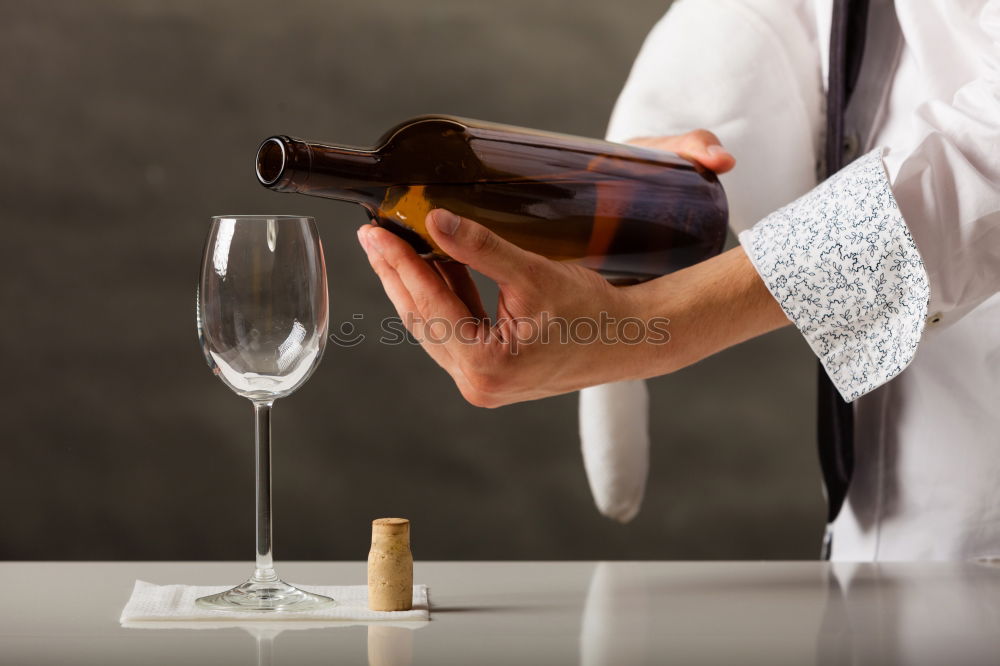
(359, 227, 498, 404)
(357, 227, 457, 370)
(628, 130, 736, 174)
(433, 260, 488, 320)
(425, 209, 548, 288)
(362, 225, 481, 347)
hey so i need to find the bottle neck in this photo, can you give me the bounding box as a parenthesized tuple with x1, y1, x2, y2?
(256, 136, 382, 203)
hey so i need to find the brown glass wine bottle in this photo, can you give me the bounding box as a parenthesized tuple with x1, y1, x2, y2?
(255, 116, 728, 283)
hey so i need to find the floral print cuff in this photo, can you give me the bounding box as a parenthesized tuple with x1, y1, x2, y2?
(738, 148, 929, 401)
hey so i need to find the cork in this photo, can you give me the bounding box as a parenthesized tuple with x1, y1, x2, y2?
(372, 517, 410, 536)
(368, 518, 413, 611)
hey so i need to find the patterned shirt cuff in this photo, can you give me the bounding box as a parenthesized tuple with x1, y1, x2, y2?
(738, 148, 930, 401)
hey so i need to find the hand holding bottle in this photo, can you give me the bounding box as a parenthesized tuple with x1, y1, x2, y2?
(358, 130, 789, 407)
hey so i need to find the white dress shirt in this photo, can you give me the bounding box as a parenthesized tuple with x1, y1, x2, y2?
(585, 0, 1000, 560)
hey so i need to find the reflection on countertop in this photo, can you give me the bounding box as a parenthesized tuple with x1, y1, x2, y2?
(121, 612, 425, 666)
(817, 560, 1000, 665)
(368, 624, 414, 666)
(578, 560, 1000, 666)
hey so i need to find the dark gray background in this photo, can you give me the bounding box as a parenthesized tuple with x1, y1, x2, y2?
(0, 0, 822, 561)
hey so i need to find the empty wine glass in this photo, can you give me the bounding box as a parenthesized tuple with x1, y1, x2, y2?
(195, 215, 332, 612)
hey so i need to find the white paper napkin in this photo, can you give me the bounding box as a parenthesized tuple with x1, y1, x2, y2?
(121, 580, 429, 623)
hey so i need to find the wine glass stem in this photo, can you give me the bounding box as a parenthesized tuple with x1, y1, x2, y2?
(253, 400, 276, 582)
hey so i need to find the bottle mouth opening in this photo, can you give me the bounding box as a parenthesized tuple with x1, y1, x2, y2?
(256, 137, 286, 186)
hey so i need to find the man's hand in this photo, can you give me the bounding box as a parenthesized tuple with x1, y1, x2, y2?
(626, 129, 737, 174)
(360, 209, 658, 407)
(358, 130, 788, 407)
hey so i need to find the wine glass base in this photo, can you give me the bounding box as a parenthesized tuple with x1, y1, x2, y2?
(195, 578, 335, 613)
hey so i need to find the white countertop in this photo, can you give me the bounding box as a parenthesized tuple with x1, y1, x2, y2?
(1, 560, 998, 665)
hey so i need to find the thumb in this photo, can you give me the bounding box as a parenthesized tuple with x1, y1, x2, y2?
(426, 209, 542, 286)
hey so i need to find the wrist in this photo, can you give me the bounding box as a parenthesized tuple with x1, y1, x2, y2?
(623, 270, 690, 377)
(622, 247, 789, 378)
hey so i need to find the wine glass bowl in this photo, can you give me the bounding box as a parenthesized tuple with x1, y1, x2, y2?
(196, 215, 332, 612)
(198, 215, 328, 401)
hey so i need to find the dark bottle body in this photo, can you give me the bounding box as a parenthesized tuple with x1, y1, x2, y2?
(256, 115, 728, 283)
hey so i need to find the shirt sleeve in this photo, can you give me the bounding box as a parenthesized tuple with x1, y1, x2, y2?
(739, 150, 929, 401)
(606, 0, 825, 234)
(882, 3, 1000, 326)
(740, 3, 1000, 401)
